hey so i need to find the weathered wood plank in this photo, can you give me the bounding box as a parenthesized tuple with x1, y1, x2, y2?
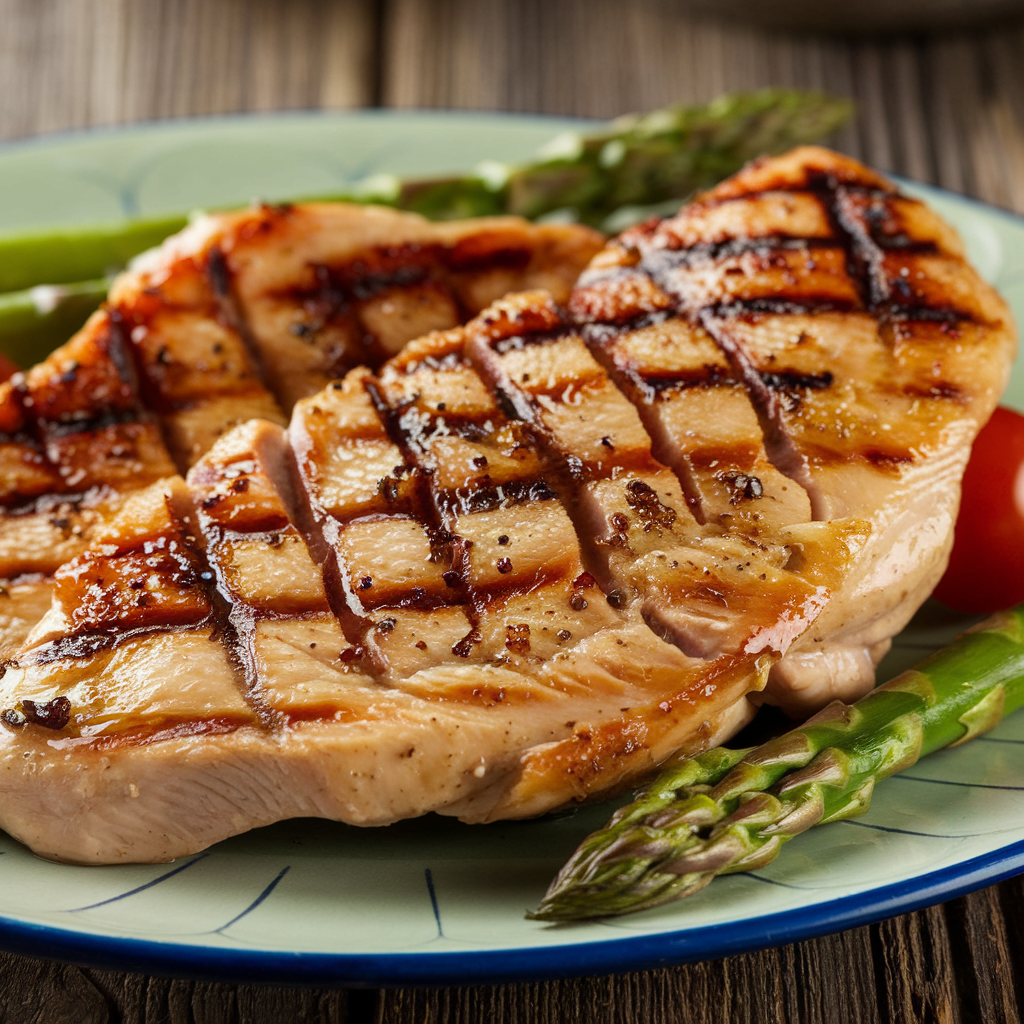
(0, 0, 375, 142)
(945, 887, 1022, 1024)
(382, 0, 1024, 212)
(872, 903, 961, 1024)
(377, 928, 883, 1024)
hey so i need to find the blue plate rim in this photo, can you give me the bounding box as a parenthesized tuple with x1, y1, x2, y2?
(3, 836, 1023, 987)
(1, 112, 1023, 986)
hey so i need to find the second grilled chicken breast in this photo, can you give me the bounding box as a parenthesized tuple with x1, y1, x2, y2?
(571, 146, 1015, 710)
(0, 206, 602, 659)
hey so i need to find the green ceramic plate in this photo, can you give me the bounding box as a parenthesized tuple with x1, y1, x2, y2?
(0, 112, 1021, 986)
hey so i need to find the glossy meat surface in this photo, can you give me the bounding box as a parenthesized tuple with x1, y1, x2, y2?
(0, 311, 860, 862)
(0, 204, 602, 656)
(571, 146, 1015, 710)
(0, 148, 1012, 863)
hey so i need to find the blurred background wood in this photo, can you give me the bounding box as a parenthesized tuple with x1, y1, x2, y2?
(0, 0, 1023, 1020)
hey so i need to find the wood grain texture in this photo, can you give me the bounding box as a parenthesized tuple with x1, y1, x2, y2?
(0, 0, 1023, 1020)
(0, 0, 375, 141)
(382, 0, 1024, 214)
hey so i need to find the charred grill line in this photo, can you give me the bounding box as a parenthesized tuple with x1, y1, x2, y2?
(303, 263, 390, 373)
(178, 506, 284, 732)
(697, 308, 822, 517)
(205, 246, 291, 420)
(622, 234, 842, 269)
(0, 378, 64, 509)
(463, 332, 629, 604)
(760, 370, 834, 393)
(690, 182, 898, 213)
(103, 312, 184, 475)
(602, 215, 826, 518)
(820, 181, 978, 325)
(364, 374, 485, 657)
(275, 434, 389, 670)
(436, 478, 558, 519)
(580, 324, 710, 525)
(17, 623, 206, 668)
(281, 240, 540, 378)
(622, 174, 944, 521)
(707, 297, 856, 317)
(35, 407, 152, 440)
(815, 177, 887, 312)
(491, 326, 573, 355)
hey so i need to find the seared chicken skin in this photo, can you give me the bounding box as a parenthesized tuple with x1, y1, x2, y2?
(0, 148, 1013, 863)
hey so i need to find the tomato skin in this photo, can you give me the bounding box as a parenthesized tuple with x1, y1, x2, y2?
(933, 406, 1024, 614)
(0, 353, 17, 383)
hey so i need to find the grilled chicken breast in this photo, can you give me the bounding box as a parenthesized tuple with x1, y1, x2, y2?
(571, 147, 1014, 710)
(0, 206, 602, 659)
(0, 148, 1013, 863)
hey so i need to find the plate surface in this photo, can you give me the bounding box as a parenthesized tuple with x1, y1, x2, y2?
(1, 112, 1023, 987)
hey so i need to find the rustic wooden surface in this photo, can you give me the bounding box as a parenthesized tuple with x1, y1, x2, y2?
(1, 1, 1023, 1020)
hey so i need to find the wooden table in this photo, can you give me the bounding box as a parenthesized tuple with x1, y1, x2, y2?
(2, 2, 1023, 1020)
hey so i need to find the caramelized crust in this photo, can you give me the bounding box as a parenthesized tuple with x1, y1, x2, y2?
(572, 145, 1015, 710)
(0, 284, 864, 861)
(0, 147, 1012, 862)
(0, 203, 602, 669)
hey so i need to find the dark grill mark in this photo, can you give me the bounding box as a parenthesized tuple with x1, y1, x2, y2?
(207, 246, 231, 297)
(445, 244, 532, 274)
(440, 478, 557, 517)
(105, 312, 142, 391)
(39, 408, 147, 443)
(760, 370, 834, 393)
(642, 235, 840, 272)
(637, 365, 732, 397)
(492, 328, 569, 355)
(864, 449, 914, 468)
(874, 236, 941, 255)
(682, 182, 897, 215)
(710, 297, 858, 318)
(830, 184, 890, 308)
(20, 623, 203, 666)
(902, 381, 965, 402)
(882, 305, 973, 325)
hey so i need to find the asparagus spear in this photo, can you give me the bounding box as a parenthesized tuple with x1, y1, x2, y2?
(0, 278, 111, 369)
(0, 89, 851, 364)
(531, 605, 1024, 921)
(0, 215, 187, 295)
(396, 89, 853, 226)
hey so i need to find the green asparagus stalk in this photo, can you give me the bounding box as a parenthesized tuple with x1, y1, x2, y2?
(0, 89, 851, 364)
(531, 606, 1024, 922)
(393, 89, 852, 226)
(0, 215, 187, 295)
(0, 278, 111, 368)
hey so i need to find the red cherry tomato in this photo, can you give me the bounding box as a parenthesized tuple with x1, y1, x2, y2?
(933, 405, 1024, 613)
(0, 353, 17, 382)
